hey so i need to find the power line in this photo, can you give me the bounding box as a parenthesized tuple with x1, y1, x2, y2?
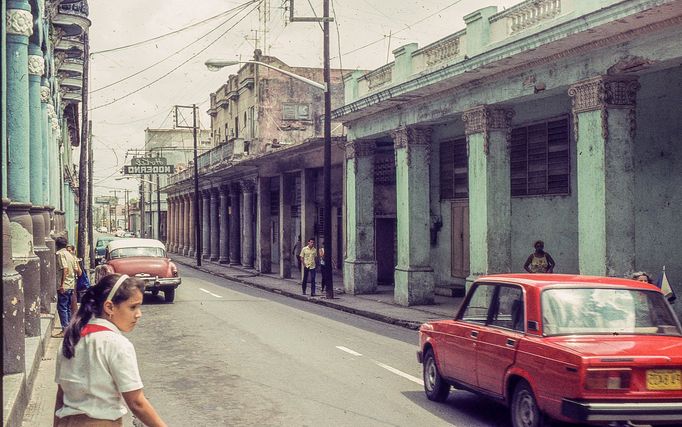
(91, 1, 254, 93)
(90, 0, 263, 111)
(90, 2, 258, 55)
(332, 0, 465, 59)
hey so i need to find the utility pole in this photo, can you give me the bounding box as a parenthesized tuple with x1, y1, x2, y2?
(156, 173, 161, 241)
(109, 190, 118, 230)
(192, 104, 202, 266)
(289, 0, 334, 298)
(139, 180, 145, 237)
(87, 121, 94, 268)
(124, 189, 130, 231)
(77, 32, 90, 260)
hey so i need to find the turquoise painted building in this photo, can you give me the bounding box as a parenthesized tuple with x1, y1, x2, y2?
(333, 0, 682, 310)
(2, 0, 90, 419)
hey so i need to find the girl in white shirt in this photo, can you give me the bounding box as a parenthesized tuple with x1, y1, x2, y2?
(54, 274, 167, 427)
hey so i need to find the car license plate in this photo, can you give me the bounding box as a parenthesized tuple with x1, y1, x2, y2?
(646, 369, 682, 390)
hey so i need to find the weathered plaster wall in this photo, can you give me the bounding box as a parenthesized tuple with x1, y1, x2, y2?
(634, 66, 682, 313)
(511, 96, 578, 274)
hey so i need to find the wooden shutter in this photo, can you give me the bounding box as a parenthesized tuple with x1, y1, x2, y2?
(440, 140, 455, 200)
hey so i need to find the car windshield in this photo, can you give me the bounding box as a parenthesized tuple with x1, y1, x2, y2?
(542, 288, 681, 336)
(96, 239, 113, 248)
(110, 247, 165, 259)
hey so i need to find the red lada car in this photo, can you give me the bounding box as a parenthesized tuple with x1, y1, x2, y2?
(417, 274, 682, 427)
(95, 238, 181, 303)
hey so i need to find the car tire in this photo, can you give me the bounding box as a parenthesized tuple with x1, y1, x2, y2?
(164, 289, 175, 303)
(511, 381, 545, 427)
(423, 349, 450, 402)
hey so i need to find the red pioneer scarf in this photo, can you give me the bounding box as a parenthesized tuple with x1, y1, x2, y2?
(80, 324, 113, 337)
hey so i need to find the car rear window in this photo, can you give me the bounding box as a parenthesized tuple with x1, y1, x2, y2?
(542, 288, 681, 336)
(110, 247, 165, 259)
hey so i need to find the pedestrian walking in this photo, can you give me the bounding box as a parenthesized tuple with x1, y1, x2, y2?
(54, 274, 167, 427)
(66, 244, 81, 313)
(523, 240, 556, 273)
(299, 238, 317, 296)
(54, 237, 80, 338)
(318, 246, 326, 293)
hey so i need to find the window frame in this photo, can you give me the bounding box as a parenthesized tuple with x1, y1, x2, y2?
(439, 137, 468, 201)
(457, 282, 526, 333)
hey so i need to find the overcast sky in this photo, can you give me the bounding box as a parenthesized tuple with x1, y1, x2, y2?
(88, 0, 521, 198)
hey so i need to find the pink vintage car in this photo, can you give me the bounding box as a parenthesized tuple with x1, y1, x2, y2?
(95, 238, 181, 303)
(418, 274, 682, 427)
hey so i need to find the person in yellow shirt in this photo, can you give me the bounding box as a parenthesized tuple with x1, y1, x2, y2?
(299, 238, 318, 296)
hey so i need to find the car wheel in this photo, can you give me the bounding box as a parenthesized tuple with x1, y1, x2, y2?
(511, 381, 544, 427)
(423, 349, 450, 402)
(164, 289, 175, 303)
(151, 290, 159, 296)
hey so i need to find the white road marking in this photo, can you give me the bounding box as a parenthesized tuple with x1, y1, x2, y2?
(336, 346, 363, 356)
(199, 288, 223, 298)
(373, 360, 424, 386)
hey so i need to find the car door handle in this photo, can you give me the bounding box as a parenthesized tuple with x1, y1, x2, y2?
(506, 338, 516, 347)
(470, 331, 479, 339)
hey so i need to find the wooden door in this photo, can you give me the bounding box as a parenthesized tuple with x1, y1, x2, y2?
(451, 202, 470, 278)
(375, 218, 396, 286)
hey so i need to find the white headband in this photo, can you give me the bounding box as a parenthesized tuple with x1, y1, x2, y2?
(106, 275, 129, 302)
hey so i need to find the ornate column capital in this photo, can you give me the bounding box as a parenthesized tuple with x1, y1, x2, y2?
(6, 8, 34, 37)
(390, 126, 432, 167)
(462, 105, 514, 155)
(241, 179, 256, 194)
(568, 75, 640, 140)
(462, 105, 514, 136)
(345, 140, 375, 160)
(28, 54, 45, 76)
(568, 75, 640, 113)
(41, 86, 51, 103)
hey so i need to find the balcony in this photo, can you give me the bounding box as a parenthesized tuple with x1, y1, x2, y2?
(52, 0, 91, 37)
(58, 57, 84, 76)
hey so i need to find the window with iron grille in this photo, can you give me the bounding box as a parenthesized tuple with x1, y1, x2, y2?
(510, 117, 570, 197)
(439, 137, 468, 200)
(374, 153, 396, 185)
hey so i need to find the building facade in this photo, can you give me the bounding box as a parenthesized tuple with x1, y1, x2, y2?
(2, 0, 90, 412)
(333, 0, 682, 308)
(164, 54, 349, 280)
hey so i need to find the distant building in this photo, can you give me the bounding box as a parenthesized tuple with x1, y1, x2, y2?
(164, 52, 354, 281)
(137, 127, 211, 241)
(333, 0, 682, 307)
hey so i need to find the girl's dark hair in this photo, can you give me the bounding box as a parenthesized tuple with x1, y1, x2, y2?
(62, 274, 144, 359)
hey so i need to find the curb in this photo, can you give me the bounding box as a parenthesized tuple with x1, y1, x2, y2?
(175, 259, 423, 330)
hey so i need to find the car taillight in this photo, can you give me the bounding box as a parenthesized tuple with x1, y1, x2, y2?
(585, 368, 631, 391)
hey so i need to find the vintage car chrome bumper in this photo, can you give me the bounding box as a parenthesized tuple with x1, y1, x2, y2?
(154, 277, 181, 287)
(562, 399, 682, 422)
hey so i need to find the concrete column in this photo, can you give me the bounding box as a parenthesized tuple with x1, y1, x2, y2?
(344, 140, 377, 294)
(184, 194, 191, 256)
(40, 84, 55, 313)
(188, 193, 195, 257)
(7, 1, 42, 337)
(210, 189, 220, 262)
(219, 186, 230, 264)
(229, 182, 241, 265)
(391, 127, 435, 306)
(462, 106, 514, 288)
(2, 198, 25, 374)
(256, 177, 271, 273)
(279, 174, 294, 278)
(569, 76, 640, 276)
(29, 47, 50, 316)
(301, 169, 316, 251)
(177, 196, 185, 254)
(241, 180, 255, 268)
(202, 191, 211, 260)
(167, 197, 174, 252)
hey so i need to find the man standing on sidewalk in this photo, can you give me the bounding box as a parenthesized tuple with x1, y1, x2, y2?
(299, 238, 318, 296)
(54, 236, 80, 338)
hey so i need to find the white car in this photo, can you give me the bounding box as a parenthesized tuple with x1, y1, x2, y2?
(98, 226, 109, 233)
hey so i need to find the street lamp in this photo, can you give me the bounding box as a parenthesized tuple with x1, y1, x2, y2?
(205, 57, 334, 298)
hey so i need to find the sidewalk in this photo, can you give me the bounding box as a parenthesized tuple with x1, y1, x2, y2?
(172, 254, 464, 330)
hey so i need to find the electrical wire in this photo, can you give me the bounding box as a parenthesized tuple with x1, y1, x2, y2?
(332, 0, 465, 59)
(90, 0, 263, 111)
(90, 1, 254, 93)
(90, 1, 258, 55)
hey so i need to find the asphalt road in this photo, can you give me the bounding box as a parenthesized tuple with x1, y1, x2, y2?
(129, 267, 515, 427)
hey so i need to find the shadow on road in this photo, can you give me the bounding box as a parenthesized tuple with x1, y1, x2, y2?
(142, 292, 169, 305)
(402, 389, 512, 427)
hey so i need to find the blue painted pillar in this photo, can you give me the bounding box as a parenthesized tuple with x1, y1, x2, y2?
(28, 45, 50, 317)
(40, 80, 56, 313)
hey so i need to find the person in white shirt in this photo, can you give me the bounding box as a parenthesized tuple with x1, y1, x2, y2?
(54, 274, 167, 427)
